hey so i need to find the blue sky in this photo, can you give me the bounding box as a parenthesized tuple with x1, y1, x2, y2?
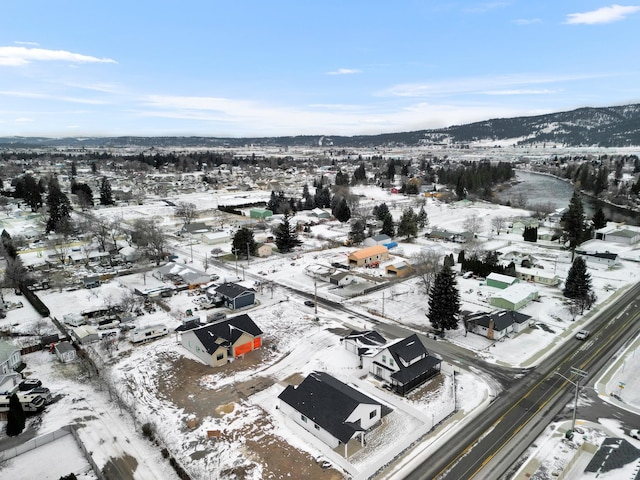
(1, 1, 639, 138)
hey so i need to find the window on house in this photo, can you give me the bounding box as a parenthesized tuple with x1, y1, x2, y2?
(382, 355, 386, 363)
(314, 424, 320, 430)
(389, 358, 394, 366)
(369, 410, 376, 419)
(301, 415, 307, 423)
(216, 353, 224, 361)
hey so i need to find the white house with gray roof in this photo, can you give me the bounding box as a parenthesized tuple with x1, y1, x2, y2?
(278, 371, 384, 457)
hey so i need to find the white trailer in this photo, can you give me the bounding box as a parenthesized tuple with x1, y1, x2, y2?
(0, 393, 46, 413)
(130, 324, 168, 343)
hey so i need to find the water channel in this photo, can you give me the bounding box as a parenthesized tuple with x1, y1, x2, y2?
(496, 170, 640, 226)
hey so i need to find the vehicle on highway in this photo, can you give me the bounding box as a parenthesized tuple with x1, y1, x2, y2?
(575, 330, 590, 340)
(304, 300, 315, 307)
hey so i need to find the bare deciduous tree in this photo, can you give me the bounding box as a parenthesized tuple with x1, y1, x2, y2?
(412, 249, 442, 295)
(175, 202, 197, 228)
(463, 215, 484, 237)
(491, 217, 506, 235)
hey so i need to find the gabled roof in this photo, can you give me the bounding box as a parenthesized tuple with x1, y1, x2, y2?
(215, 282, 255, 299)
(190, 314, 262, 354)
(391, 356, 441, 384)
(343, 330, 386, 348)
(348, 245, 388, 260)
(387, 334, 428, 365)
(467, 310, 531, 331)
(278, 371, 381, 444)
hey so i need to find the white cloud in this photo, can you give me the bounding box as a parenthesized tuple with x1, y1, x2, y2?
(464, 2, 511, 14)
(481, 89, 558, 95)
(514, 18, 541, 25)
(325, 68, 361, 75)
(380, 72, 613, 98)
(14, 41, 40, 46)
(565, 4, 640, 24)
(137, 93, 538, 136)
(14, 117, 34, 123)
(0, 46, 117, 67)
(0, 90, 111, 105)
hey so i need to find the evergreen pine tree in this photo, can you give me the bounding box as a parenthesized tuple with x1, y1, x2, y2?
(100, 177, 114, 206)
(6, 393, 25, 436)
(334, 198, 351, 223)
(561, 190, 587, 257)
(373, 203, 390, 221)
(563, 256, 593, 312)
(427, 265, 460, 337)
(592, 204, 607, 230)
(232, 227, 258, 259)
(396, 207, 418, 239)
(417, 205, 428, 229)
(45, 180, 72, 233)
(380, 212, 395, 237)
(348, 218, 366, 245)
(274, 213, 302, 253)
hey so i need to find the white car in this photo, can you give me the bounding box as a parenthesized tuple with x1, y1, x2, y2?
(630, 429, 640, 440)
(575, 330, 590, 340)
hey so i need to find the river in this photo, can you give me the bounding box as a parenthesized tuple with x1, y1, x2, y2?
(496, 170, 640, 226)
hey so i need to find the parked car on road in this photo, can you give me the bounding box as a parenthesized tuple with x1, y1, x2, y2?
(630, 429, 639, 440)
(304, 300, 315, 307)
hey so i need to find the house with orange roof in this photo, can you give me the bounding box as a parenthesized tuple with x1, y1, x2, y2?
(347, 245, 389, 268)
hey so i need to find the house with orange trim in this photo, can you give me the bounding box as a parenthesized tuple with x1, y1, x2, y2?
(180, 314, 263, 367)
(347, 245, 389, 268)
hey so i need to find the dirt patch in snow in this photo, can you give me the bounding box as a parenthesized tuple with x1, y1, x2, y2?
(155, 350, 345, 478)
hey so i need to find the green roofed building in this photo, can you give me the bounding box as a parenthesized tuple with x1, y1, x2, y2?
(250, 208, 273, 219)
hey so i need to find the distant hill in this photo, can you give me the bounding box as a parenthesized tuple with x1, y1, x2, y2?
(2, 103, 640, 149)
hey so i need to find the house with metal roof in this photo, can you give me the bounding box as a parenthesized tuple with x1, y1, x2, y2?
(180, 314, 262, 367)
(363, 234, 392, 247)
(347, 245, 389, 268)
(489, 283, 538, 311)
(278, 371, 384, 457)
(385, 260, 414, 278)
(486, 272, 519, 289)
(364, 334, 442, 396)
(594, 225, 640, 245)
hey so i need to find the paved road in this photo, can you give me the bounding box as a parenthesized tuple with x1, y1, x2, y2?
(403, 281, 640, 480)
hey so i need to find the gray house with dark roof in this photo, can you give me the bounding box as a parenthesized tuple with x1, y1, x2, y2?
(214, 283, 255, 310)
(278, 371, 384, 456)
(364, 334, 441, 396)
(466, 310, 532, 340)
(180, 314, 263, 367)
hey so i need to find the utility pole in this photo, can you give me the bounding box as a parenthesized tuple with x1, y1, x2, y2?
(246, 242, 250, 263)
(314, 277, 318, 319)
(382, 291, 385, 318)
(555, 367, 588, 437)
